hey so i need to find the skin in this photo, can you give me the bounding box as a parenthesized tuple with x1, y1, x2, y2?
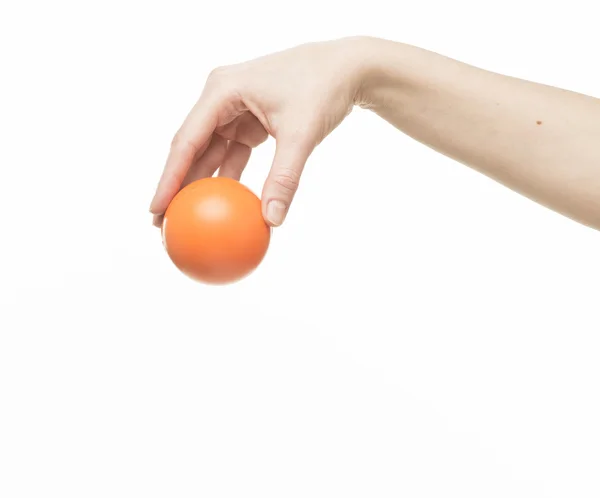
(149, 36, 600, 231)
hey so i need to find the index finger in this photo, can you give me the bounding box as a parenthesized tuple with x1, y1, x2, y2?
(149, 96, 219, 215)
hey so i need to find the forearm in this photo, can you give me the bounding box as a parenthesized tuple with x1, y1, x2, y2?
(355, 37, 600, 230)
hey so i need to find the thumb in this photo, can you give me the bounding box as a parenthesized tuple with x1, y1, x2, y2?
(262, 131, 314, 227)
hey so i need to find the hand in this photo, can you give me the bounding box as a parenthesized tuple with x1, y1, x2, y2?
(149, 37, 368, 227)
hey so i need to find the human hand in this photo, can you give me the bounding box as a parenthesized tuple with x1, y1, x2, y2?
(149, 37, 369, 227)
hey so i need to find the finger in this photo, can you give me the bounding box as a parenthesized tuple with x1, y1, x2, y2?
(218, 141, 252, 180)
(149, 96, 220, 215)
(181, 135, 227, 188)
(152, 136, 226, 230)
(216, 112, 268, 148)
(153, 213, 164, 228)
(262, 131, 314, 227)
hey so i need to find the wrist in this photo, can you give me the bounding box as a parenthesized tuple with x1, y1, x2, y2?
(348, 36, 425, 111)
(331, 36, 387, 106)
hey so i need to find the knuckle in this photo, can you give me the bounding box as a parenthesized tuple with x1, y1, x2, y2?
(255, 128, 269, 146)
(240, 122, 269, 148)
(170, 131, 198, 155)
(207, 65, 229, 81)
(273, 169, 301, 194)
(170, 131, 184, 149)
(207, 64, 241, 87)
(205, 65, 242, 101)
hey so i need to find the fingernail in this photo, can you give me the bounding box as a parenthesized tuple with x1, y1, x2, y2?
(266, 200, 286, 226)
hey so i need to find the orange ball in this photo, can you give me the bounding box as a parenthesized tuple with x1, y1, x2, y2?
(161, 177, 271, 285)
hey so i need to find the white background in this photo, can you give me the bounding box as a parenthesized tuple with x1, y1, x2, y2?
(1, 1, 599, 496)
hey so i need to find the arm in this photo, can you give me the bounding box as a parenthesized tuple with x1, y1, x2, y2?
(149, 37, 600, 231)
(356, 37, 600, 230)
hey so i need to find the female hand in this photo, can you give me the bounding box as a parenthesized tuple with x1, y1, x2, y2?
(149, 37, 367, 227)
